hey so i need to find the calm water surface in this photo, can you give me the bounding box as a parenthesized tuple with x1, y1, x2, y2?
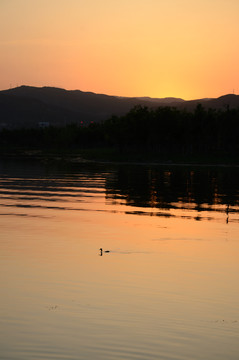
(0, 160, 239, 360)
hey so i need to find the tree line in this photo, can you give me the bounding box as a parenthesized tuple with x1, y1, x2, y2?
(0, 104, 239, 162)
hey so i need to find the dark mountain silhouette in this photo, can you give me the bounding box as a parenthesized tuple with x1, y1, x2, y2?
(201, 94, 239, 109)
(129, 96, 185, 104)
(0, 93, 81, 129)
(0, 86, 184, 128)
(173, 94, 239, 111)
(0, 85, 239, 129)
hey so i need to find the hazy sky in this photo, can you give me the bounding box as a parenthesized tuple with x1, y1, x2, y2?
(1, 0, 239, 99)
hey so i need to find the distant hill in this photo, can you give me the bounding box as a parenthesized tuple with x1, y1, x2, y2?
(0, 86, 184, 128)
(0, 92, 82, 129)
(173, 94, 239, 111)
(0, 86, 239, 129)
(129, 96, 185, 104)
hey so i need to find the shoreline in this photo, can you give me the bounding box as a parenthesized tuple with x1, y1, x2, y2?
(0, 150, 238, 168)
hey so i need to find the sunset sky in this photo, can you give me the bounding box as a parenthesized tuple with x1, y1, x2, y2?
(1, 0, 239, 99)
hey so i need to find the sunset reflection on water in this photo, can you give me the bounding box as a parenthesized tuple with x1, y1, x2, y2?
(0, 160, 239, 360)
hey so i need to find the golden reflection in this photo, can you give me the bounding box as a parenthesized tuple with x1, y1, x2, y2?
(0, 163, 239, 360)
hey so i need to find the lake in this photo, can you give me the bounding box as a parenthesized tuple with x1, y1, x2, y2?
(0, 159, 239, 360)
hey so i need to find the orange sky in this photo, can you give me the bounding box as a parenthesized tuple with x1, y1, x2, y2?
(0, 0, 239, 99)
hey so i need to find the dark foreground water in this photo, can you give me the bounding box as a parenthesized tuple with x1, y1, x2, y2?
(0, 159, 239, 360)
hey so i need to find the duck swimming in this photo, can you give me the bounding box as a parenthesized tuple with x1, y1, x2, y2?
(99, 248, 110, 255)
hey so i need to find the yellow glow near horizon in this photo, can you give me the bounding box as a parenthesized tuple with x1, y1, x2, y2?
(0, 0, 239, 99)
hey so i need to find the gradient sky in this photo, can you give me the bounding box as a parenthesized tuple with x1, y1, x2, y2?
(0, 0, 239, 99)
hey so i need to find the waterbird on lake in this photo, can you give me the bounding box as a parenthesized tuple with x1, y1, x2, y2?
(99, 248, 110, 256)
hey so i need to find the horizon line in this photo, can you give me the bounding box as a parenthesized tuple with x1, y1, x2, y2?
(1, 84, 237, 102)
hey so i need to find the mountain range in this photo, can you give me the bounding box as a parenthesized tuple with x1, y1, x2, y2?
(0, 86, 238, 129)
